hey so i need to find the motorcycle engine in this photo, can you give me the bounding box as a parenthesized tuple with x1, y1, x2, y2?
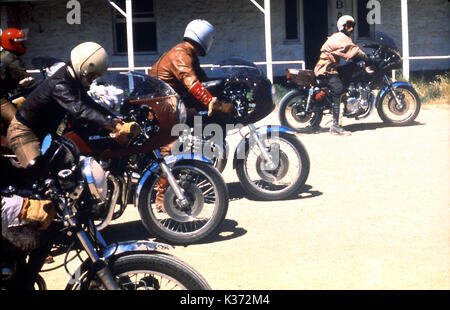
(344, 82, 371, 116)
(221, 82, 256, 119)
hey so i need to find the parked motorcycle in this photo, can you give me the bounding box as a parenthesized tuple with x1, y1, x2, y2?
(1, 134, 211, 290)
(173, 58, 310, 201)
(278, 32, 421, 131)
(63, 71, 229, 246)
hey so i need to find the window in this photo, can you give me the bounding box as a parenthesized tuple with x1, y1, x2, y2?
(285, 0, 299, 40)
(113, 0, 157, 54)
(357, 0, 371, 38)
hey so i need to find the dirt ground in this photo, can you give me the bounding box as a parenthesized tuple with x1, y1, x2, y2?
(42, 104, 449, 290)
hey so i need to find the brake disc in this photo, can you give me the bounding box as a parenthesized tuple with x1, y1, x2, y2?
(255, 146, 289, 182)
(162, 183, 204, 222)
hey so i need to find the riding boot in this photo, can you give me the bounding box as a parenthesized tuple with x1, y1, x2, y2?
(155, 176, 169, 212)
(330, 101, 350, 136)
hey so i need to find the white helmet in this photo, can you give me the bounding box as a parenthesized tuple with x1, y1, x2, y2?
(70, 42, 109, 87)
(337, 15, 356, 32)
(183, 19, 215, 56)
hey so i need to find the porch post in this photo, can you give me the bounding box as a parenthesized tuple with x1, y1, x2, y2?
(108, 1, 135, 70)
(264, 0, 273, 83)
(401, 0, 409, 80)
(125, 0, 135, 70)
(250, 0, 273, 83)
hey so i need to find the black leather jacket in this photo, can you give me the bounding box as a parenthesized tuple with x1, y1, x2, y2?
(15, 64, 116, 139)
(0, 50, 32, 98)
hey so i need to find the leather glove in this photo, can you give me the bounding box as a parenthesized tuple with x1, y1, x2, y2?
(208, 97, 234, 117)
(119, 121, 141, 139)
(112, 121, 141, 147)
(12, 96, 26, 108)
(18, 77, 38, 89)
(19, 198, 56, 231)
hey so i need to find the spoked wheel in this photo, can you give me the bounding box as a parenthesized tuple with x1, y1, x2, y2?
(138, 160, 228, 245)
(377, 85, 421, 125)
(67, 253, 211, 290)
(278, 90, 323, 132)
(236, 131, 310, 200)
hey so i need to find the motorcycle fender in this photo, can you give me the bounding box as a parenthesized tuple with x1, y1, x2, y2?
(65, 240, 175, 289)
(134, 154, 213, 207)
(377, 81, 414, 105)
(102, 240, 174, 260)
(232, 125, 296, 169)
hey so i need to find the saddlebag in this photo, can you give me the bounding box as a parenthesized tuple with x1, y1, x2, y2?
(286, 69, 318, 87)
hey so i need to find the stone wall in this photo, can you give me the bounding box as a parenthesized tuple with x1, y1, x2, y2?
(377, 0, 450, 71)
(1, 0, 448, 77)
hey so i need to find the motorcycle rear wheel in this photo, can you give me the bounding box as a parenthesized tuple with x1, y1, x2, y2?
(377, 85, 421, 125)
(67, 253, 211, 290)
(138, 160, 229, 245)
(235, 131, 310, 200)
(278, 89, 323, 132)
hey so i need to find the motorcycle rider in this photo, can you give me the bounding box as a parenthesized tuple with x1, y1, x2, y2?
(6, 41, 139, 167)
(1, 28, 37, 136)
(314, 15, 368, 135)
(149, 19, 233, 211)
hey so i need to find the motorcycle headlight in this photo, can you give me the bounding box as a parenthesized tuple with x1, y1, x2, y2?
(81, 157, 108, 202)
(177, 99, 187, 124)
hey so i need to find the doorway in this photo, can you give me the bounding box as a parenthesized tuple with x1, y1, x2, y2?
(303, 0, 328, 69)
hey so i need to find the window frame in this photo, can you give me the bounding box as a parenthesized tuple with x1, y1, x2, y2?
(284, 0, 301, 43)
(112, 0, 158, 55)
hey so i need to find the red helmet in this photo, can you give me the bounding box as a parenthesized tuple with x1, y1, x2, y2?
(1, 28, 27, 54)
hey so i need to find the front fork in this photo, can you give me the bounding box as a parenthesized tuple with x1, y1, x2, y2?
(384, 75, 403, 107)
(247, 124, 277, 170)
(63, 217, 121, 289)
(153, 150, 190, 209)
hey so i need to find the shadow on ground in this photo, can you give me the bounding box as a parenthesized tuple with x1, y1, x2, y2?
(344, 120, 425, 133)
(100, 218, 247, 246)
(227, 182, 322, 202)
(295, 120, 425, 135)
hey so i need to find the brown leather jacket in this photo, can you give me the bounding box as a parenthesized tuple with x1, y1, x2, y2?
(314, 32, 362, 76)
(149, 41, 208, 101)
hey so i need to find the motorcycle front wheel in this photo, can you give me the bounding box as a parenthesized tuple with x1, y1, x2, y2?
(235, 131, 310, 200)
(377, 85, 421, 125)
(278, 89, 323, 132)
(138, 160, 229, 245)
(67, 253, 211, 290)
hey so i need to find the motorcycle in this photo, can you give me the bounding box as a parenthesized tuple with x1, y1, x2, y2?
(62, 71, 229, 246)
(278, 32, 421, 131)
(173, 57, 310, 201)
(1, 63, 230, 246)
(1, 134, 211, 290)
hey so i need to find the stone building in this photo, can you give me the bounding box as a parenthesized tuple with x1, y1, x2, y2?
(1, 0, 449, 77)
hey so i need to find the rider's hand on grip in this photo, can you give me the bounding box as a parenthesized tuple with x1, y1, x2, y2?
(207, 97, 234, 116)
(19, 198, 56, 231)
(111, 121, 142, 147)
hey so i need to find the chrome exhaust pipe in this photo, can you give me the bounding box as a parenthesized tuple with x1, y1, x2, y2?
(96, 172, 120, 231)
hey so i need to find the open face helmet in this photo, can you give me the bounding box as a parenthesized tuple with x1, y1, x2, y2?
(337, 15, 356, 32)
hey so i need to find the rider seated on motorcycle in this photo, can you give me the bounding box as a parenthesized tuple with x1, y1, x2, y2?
(1, 28, 37, 137)
(149, 19, 234, 212)
(6, 42, 140, 168)
(314, 15, 369, 136)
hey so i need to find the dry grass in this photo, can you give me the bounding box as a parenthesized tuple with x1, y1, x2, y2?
(411, 72, 450, 107)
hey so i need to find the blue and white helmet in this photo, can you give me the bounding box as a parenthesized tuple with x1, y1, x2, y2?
(183, 19, 215, 56)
